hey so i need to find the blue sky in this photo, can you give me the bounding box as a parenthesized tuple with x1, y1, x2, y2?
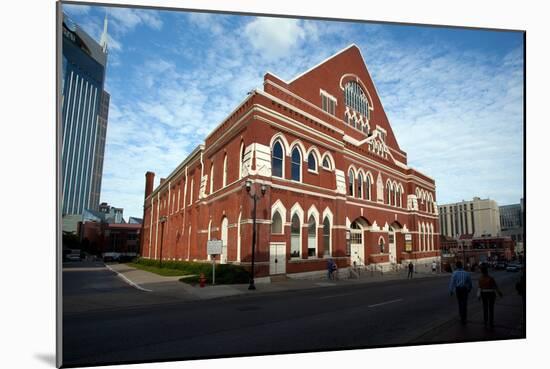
(63, 3, 524, 220)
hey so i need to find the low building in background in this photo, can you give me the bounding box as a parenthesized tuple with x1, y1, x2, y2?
(499, 198, 524, 257)
(439, 233, 515, 270)
(78, 203, 142, 256)
(438, 197, 501, 240)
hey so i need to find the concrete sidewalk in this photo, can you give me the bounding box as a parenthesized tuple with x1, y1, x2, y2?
(410, 292, 524, 344)
(107, 263, 448, 301)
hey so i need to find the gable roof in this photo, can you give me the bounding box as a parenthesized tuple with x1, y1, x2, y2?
(288, 44, 360, 84)
(281, 44, 403, 155)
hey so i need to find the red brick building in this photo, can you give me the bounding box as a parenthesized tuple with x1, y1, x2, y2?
(140, 44, 440, 278)
(80, 221, 141, 255)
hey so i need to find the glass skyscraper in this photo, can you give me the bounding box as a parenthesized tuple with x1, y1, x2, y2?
(61, 13, 109, 224)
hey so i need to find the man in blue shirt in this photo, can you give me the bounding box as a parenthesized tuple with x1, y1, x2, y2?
(449, 261, 473, 324)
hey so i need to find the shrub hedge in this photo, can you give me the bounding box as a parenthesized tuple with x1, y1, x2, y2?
(133, 258, 250, 285)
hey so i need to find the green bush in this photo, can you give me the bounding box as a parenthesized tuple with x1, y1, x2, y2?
(133, 258, 250, 285)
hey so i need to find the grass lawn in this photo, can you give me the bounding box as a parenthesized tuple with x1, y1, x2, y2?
(129, 258, 250, 284)
(127, 262, 195, 277)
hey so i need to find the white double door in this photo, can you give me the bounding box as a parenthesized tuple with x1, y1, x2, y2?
(389, 230, 397, 264)
(269, 243, 286, 275)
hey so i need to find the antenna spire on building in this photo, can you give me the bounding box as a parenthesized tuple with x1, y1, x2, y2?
(100, 11, 109, 53)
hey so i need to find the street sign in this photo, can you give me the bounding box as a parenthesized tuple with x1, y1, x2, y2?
(207, 240, 223, 255)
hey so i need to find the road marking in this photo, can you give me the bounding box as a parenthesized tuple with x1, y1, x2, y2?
(368, 298, 403, 308)
(319, 292, 355, 299)
(104, 264, 153, 292)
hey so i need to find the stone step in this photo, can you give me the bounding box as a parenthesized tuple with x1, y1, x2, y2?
(270, 274, 288, 282)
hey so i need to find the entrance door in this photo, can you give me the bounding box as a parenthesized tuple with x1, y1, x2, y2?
(389, 227, 397, 264)
(269, 243, 286, 275)
(350, 221, 365, 266)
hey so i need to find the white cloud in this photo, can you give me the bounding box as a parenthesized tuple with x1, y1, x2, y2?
(108, 7, 163, 33)
(96, 12, 523, 217)
(362, 40, 524, 205)
(244, 17, 308, 60)
(62, 4, 91, 15)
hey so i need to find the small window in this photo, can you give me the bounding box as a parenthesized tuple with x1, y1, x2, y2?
(348, 169, 355, 196)
(322, 156, 331, 170)
(379, 238, 385, 253)
(307, 152, 317, 171)
(291, 147, 301, 181)
(307, 215, 316, 257)
(271, 211, 283, 234)
(291, 213, 301, 258)
(321, 90, 336, 115)
(323, 217, 331, 257)
(272, 141, 284, 178)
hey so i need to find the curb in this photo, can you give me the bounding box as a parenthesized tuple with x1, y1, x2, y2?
(104, 263, 153, 292)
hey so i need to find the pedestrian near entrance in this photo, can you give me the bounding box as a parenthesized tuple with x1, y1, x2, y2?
(407, 262, 414, 279)
(432, 260, 437, 273)
(449, 261, 473, 324)
(477, 263, 503, 328)
(327, 258, 337, 280)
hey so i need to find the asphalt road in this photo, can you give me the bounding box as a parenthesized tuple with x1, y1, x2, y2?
(62, 262, 524, 367)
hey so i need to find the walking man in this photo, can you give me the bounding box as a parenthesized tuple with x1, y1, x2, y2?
(327, 258, 335, 280)
(432, 260, 437, 273)
(407, 261, 414, 279)
(449, 261, 473, 324)
(478, 263, 503, 328)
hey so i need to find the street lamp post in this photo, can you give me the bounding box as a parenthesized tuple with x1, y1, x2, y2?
(245, 180, 267, 290)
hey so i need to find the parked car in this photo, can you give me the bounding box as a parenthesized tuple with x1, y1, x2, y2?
(66, 253, 81, 261)
(506, 263, 522, 272)
(495, 262, 508, 270)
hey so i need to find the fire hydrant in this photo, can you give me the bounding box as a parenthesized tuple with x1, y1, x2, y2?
(199, 273, 206, 288)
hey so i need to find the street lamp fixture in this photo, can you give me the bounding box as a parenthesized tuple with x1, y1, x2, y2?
(245, 180, 267, 290)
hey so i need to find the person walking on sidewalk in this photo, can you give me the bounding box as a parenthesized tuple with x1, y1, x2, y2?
(327, 258, 336, 280)
(449, 261, 473, 324)
(407, 262, 414, 279)
(477, 263, 503, 328)
(432, 260, 437, 273)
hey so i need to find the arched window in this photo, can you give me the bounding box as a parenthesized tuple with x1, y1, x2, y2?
(307, 152, 317, 171)
(430, 223, 435, 250)
(272, 141, 284, 178)
(239, 142, 245, 179)
(189, 178, 194, 204)
(290, 213, 301, 258)
(422, 223, 426, 251)
(209, 163, 214, 194)
(322, 156, 331, 170)
(348, 169, 355, 196)
(221, 217, 228, 263)
(366, 175, 371, 200)
(386, 182, 392, 204)
(291, 147, 302, 181)
(237, 212, 242, 262)
(223, 154, 228, 187)
(398, 186, 402, 207)
(323, 216, 331, 257)
(271, 211, 283, 234)
(427, 223, 432, 251)
(358, 173, 363, 199)
(344, 81, 369, 118)
(308, 215, 317, 257)
(379, 237, 385, 253)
